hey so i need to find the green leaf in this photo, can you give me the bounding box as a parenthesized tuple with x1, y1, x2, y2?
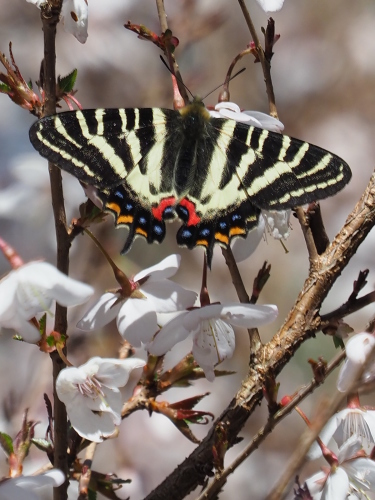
(0, 82, 11, 93)
(88, 489, 97, 500)
(0, 432, 14, 456)
(31, 438, 53, 453)
(333, 335, 345, 349)
(39, 313, 46, 335)
(58, 68, 78, 93)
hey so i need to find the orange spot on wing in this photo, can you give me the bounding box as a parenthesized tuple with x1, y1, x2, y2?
(106, 202, 121, 215)
(117, 215, 133, 224)
(215, 233, 229, 245)
(196, 239, 209, 248)
(136, 228, 148, 238)
(229, 227, 246, 237)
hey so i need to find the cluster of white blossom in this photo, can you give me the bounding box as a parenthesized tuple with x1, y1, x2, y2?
(0, 252, 278, 443)
(305, 332, 375, 499)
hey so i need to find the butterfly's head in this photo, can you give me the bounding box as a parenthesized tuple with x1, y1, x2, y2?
(178, 96, 211, 122)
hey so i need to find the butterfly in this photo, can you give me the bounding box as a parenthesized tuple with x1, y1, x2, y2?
(29, 98, 351, 266)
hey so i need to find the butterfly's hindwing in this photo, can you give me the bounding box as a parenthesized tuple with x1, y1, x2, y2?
(29, 99, 351, 265)
(98, 185, 167, 251)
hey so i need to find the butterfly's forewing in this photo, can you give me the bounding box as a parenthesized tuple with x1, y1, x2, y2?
(29, 108, 173, 189)
(210, 119, 351, 210)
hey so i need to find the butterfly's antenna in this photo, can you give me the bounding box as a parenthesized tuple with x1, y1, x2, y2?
(160, 55, 194, 100)
(201, 68, 246, 101)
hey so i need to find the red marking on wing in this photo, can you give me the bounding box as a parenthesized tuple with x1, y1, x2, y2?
(152, 196, 176, 220)
(179, 198, 201, 225)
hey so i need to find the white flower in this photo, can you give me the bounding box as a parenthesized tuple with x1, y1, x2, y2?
(61, 0, 88, 44)
(56, 356, 145, 442)
(231, 209, 291, 262)
(337, 333, 375, 392)
(78, 254, 197, 347)
(148, 303, 278, 381)
(26, 0, 88, 43)
(308, 408, 375, 460)
(209, 102, 284, 132)
(306, 436, 375, 500)
(256, 0, 285, 13)
(0, 261, 94, 342)
(0, 469, 65, 500)
(25, 0, 45, 7)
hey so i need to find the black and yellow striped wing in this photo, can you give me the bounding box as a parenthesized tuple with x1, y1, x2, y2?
(29, 100, 351, 264)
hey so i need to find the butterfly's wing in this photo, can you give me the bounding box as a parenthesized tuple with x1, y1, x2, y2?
(210, 119, 352, 211)
(173, 116, 351, 263)
(29, 107, 351, 266)
(29, 108, 173, 189)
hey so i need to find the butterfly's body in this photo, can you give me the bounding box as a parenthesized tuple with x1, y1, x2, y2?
(29, 99, 351, 265)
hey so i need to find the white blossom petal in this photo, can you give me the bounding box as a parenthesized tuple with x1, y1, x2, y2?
(134, 254, 181, 282)
(305, 470, 327, 496)
(183, 303, 278, 330)
(343, 457, 375, 490)
(142, 280, 197, 312)
(242, 111, 284, 133)
(192, 319, 235, 382)
(256, 0, 285, 13)
(15, 262, 94, 309)
(337, 333, 375, 392)
(211, 102, 284, 132)
(25, 0, 46, 7)
(61, 0, 88, 44)
(324, 467, 350, 500)
(219, 303, 278, 327)
(338, 435, 363, 463)
(94, 357, 145, 388)
(308, 412, 346, 460)
(77, 292, 122, 330)
(333, 409, 375, 449)
(0, 261, 93, 342)
(117, 298, 159, 346)
(148, 312, 191, 355)
(0, 470, 65, 500)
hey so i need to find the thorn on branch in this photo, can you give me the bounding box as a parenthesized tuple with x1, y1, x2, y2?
(261, 18, 280, 63)
(308, 357, 327, 384)
(306, 202, 330, 254)
(263, 371, 280, 415)
(349, 269, 369, 302)
(250, 261, 271, 304)
(212, 422, 229, 474)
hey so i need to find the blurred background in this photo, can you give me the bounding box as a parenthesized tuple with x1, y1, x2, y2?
(1, 0, 375, 498)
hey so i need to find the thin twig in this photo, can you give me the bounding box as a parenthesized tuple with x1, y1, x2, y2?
(237, 0, 278, 117)
(294, 207, 319, 265)
(320, 290, 375, 323)
(78, 442, 97, 500)
(155, 0, 189, 104)
(221, 247, 262, 351)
